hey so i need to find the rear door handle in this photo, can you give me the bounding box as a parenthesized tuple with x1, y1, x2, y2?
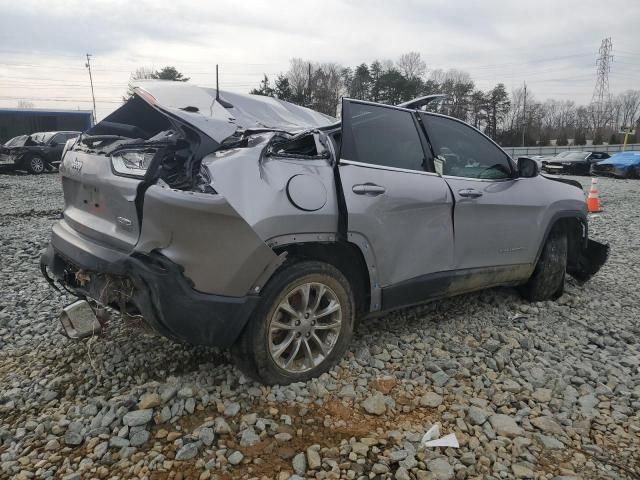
(458, 188, 483, 198)
(352, 183, 386, 196)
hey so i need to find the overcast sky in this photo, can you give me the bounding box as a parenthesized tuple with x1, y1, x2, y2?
(1, 0, 639, 120)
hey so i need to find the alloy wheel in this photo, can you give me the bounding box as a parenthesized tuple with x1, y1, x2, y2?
(268, 282, 342, 373)
(30, 157, 45, 174)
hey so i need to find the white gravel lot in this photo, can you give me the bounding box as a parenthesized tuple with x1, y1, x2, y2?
(0, 170, 638, 480)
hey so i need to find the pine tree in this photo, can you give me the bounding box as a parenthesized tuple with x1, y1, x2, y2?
(250, 75, 274, 97)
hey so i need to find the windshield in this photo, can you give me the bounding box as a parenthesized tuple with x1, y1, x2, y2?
(554, 151, 571, 158)
(41, 133, 55, 144)
(4, 135, 27, 147)
(28, 133, 55, 144)
(562, 151, 589, 161)
(29, 132, 55, 144)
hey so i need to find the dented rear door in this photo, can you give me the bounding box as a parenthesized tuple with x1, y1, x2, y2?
(339, 99, 454, 290)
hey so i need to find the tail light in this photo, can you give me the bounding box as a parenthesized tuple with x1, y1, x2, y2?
(110, 148, 157, 178)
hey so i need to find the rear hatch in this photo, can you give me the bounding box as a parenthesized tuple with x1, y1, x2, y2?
(60, 94, 218, 251)
(59, 81, 335, 252)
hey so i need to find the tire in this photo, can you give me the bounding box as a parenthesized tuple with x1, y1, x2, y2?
(26, 155, 45, 174)
(519, 228, 567, 302)
(232, 260, 355, 385)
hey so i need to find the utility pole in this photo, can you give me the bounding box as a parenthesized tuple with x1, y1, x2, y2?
(85, 54, 97, 123)
(521, 82, 527, 147)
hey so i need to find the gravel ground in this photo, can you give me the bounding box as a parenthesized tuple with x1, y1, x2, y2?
(0, 171, 638, 480)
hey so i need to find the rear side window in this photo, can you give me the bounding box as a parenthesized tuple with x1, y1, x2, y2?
(342, 102, 426, 172)
(421, 113, 513, 179)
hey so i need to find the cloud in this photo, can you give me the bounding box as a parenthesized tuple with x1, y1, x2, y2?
(1, 0, 639, 118)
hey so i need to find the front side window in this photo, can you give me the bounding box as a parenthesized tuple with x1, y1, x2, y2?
(342, 102, 426, 172)
(421, 113, 513, 179)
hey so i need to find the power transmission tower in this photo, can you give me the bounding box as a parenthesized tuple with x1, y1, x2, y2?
(85, 53, 97, 123)
(589, 38, 613, 138)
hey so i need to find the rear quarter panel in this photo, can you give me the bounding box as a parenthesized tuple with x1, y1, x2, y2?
(203, 134, 340, 242)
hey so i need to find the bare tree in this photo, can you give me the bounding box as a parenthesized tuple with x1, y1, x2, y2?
(588, 96, 615, 134)
(124, 67, 157, 101)
(396, 52, 426, 79)
(616, 90, 640, 130)
(17, 100, 35, 109)
(287, 58, 311, 105)
(310, 63, 345, 116)
(380, 59, 395, 73)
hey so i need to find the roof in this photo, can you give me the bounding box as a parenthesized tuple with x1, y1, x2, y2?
(132, 80, 335, 143)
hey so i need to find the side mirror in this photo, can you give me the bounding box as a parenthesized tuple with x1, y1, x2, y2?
(517, 157, 539, 178)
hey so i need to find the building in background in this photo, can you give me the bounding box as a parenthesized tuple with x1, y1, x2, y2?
(0, 108, 93, 143)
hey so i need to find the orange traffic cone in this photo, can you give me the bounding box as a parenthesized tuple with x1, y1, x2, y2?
(587, 178, 602, 213)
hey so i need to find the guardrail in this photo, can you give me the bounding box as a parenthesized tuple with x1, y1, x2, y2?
(503, 144, 640, 157)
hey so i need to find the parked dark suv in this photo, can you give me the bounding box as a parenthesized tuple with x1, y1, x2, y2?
(0, 131, 80, 173)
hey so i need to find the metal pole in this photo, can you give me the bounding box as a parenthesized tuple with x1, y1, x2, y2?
(216, 64, 219, 100)
(307, 63, 312, 106)
(85, 54, 97, 123)
(521, 82, 527, 148)
(623, 128, 630, 151)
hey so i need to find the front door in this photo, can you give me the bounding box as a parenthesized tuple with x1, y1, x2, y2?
(420, 112, 544, 271)
(339, 100, 454, 308)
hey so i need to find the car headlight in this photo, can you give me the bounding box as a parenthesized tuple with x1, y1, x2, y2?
(110, 148, 156, 177)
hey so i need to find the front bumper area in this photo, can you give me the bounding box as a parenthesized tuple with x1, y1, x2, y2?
(41, 220, 259, 347)
(542, 161, 589, 175)
(0, 152, 17, 165)
(591, 164, 637, 179)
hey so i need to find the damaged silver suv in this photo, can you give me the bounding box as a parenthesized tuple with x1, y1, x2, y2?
(41, 81, 608, 384)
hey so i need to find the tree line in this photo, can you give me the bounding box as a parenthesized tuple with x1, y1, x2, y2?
(249, 53, 640, 147)
(124, 57, 640, 147)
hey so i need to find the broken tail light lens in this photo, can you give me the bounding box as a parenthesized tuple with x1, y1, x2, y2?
(61, 138, 77, 161)
(110, 149, 156, 177)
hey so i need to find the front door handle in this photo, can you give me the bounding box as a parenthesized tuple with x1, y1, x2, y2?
(458, 188, 483, 198)
(352, 183, 386, 196)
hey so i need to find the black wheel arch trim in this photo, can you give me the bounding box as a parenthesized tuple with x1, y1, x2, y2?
(534, 210, 609, 283)
(533, 210, 588, 266)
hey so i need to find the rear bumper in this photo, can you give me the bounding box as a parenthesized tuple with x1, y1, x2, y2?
(41, 220, 259, 347)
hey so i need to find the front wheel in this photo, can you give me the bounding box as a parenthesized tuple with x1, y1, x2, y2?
(232, 260, 355, 385)
(26, 155, 45, 174)
(519, 228, 567, 301)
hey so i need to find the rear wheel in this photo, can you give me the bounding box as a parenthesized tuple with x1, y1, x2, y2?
(520, 228, 567, 301)
(232, 260, 355, 385)
(26, 155, 45, 174)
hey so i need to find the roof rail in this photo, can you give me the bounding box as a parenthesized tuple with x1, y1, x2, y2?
(397, 94, 446, 110)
